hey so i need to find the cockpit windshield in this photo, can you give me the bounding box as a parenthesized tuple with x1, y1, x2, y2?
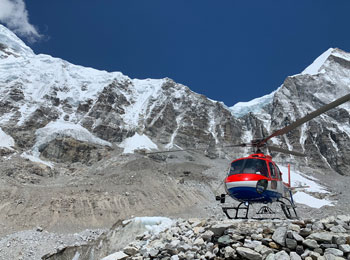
(229, 159, 269, 177)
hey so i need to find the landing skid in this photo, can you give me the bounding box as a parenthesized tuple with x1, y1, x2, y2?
(218, 195, 298, 220)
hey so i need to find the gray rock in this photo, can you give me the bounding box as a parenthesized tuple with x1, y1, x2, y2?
(289, 224, 301, 233)
(302, 239, 319, 249)
(324, 254, 344, 260)
(218, 235, 233, 246)
(204, 251, 215, 259)
(295, 245, 304, 255)
(332, 235, 346, 245)
(299, 228, 312, 237)
(285, 238, 297, 250)
(301, 249, 311, 259)
(314, 247, 323, 255)
(265, 253, 275, 260)
(311, 222, 324, 231)
(236, 246, 262, 260)
(324, 223, 335, 230)
(330, 225, 346, 233)
(307, 232, 333, 243)
(243, 239, 262, 249)
(231, 233, 245, 242)
(123, 246, 139, 256)
(320, 243, 338, 249)
(251, 233, 264, 241)
(275, 250, 290, 260)
(291, 231, 304, 243)
(254, 244, 273, 258)
(339, 244, 350, 253)
(209, 223, 234, 236)
(337, 215, 350, 222)
(224, 246, 235, 258)
(149, 248, 159, 257)
(309, 251, 321, 260)
(272, 227, 287, 246)
(290, 252, 301, 260)
(193, 237, 205, 246)
(200, 230, 214, 241)
(324, 248, 344, 257)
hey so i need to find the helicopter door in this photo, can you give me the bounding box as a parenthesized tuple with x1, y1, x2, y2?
(269, 162, 283, 194)
(269, 162, 278, 190)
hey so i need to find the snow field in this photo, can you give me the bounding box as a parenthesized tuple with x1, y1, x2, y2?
(279, 165, 333, 208)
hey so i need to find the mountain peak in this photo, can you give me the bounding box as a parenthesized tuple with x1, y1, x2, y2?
(0, 24, 34, 57)
(301, 47, 350, 76)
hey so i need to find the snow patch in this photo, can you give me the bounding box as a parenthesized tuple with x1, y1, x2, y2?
(0, 127, 15, 149)
(0, 24, 34, 57)
(302, 48, 333, 75)
(279, 165, 333, 208)
(230, 91, 275, 118)
(119, 133, 158, 154)
(35, 120, 111, 150)
(133, 217, 174, 235)
(122, 79, 165, 129)
(279, 166, 329, 194)
(293, 192, 333, 208)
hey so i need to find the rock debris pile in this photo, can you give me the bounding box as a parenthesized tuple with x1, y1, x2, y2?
(109, 215, 350, 260)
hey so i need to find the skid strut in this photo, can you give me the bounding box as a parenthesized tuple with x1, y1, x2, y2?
(278, 195, 298, 219)
(222, 202, 250, 219)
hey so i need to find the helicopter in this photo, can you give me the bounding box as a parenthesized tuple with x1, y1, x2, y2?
(147, 93, 350, 219)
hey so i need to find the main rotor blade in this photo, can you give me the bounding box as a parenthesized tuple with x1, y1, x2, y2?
(260, 93, 350, 145)
(267, 145, 306, 157)
(223, 143, 249, 148)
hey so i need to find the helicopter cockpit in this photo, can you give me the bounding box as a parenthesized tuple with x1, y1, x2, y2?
(229, 158, 269, 177)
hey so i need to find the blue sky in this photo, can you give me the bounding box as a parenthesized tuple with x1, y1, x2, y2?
(2, 1, 350, 106)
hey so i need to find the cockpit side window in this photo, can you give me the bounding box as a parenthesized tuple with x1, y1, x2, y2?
(275, 165, 282, 180)
(269, 162, 277, 179)
(229, 159, 268, 177)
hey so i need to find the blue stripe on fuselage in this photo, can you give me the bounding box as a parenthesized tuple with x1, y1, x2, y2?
(228, 187, 281, 203)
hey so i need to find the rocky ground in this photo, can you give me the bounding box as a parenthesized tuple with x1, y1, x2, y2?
(0, 149, 350, 259)
(45, 215, 350, 260)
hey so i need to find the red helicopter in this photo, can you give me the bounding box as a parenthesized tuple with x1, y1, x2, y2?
(217, 93, 350, 219)
(147, 94, 350, 219)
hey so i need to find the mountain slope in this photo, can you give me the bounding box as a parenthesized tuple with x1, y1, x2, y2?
(1, 24, 350, 175)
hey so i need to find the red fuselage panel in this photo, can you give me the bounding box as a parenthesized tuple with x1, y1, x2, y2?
(225, 174, 269, 183)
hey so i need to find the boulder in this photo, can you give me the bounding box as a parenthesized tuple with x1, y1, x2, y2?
(302, 239, 319, 249)
(236, 247, 262, 260)
(275, 250, 290, 260)
(307, 232, 334, 243)
(324, 248, 344, 257)
(289, 252, 301, 260)
(272, 227, 287, 246)
(209, 223, 234, 236)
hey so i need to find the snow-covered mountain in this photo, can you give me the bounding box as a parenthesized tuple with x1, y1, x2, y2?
(0, 24, 349, 175)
